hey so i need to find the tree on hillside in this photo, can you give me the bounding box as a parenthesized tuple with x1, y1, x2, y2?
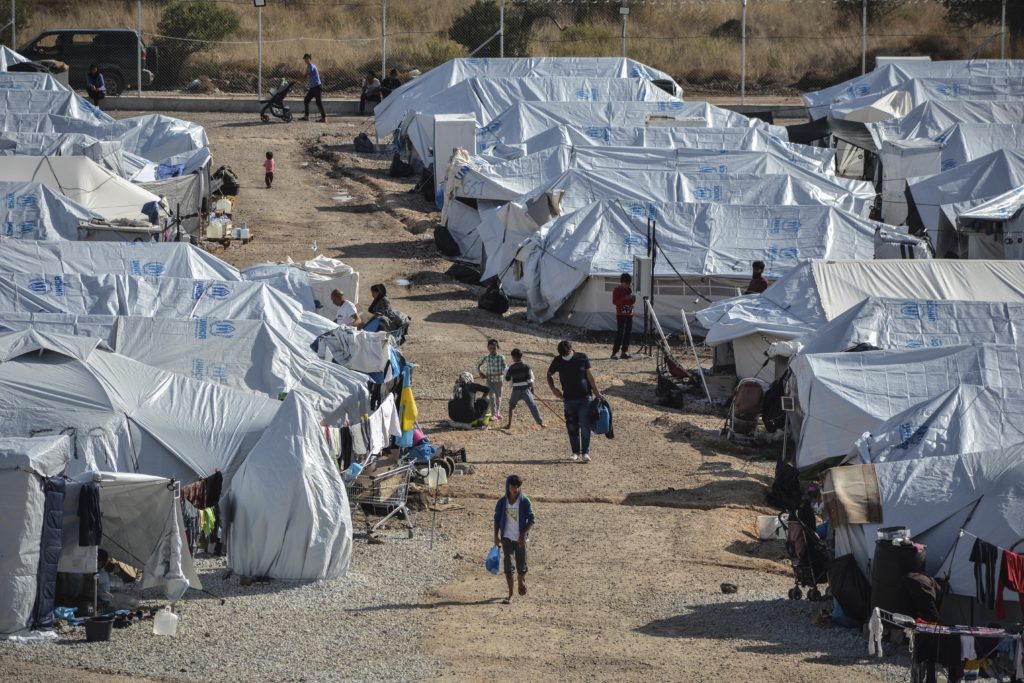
(155, 0, 240, 87)
(448, 0, 557, 58)
(944, 0, 1024, 39)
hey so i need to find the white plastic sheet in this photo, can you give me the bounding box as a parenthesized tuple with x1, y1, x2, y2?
(0, 181, 100, 240)
(0, 72, 67, 91)
(0, 241, 241, 281)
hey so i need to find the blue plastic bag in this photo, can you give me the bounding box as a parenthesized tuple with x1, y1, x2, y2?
(485, 545, 501, 575)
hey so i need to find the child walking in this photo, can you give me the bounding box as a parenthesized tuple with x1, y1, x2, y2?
(264, 151, 275, 189)
(493, 474, 535, 604)
(504, 348, 544, 430)
(476, 339, 506, 421)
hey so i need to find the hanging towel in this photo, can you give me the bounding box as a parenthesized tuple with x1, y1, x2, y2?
(997, 549, 1024, 619)
(969, 538, 1001, 610)
(78, 481, 102, 547)
(397, 365, 418, 448)
(200, 508, 216, 537)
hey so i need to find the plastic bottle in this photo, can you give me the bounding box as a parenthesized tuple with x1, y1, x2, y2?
(153, 607, 178, 636)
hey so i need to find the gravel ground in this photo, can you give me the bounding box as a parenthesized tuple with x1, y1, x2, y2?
(0, 527, 458, 683)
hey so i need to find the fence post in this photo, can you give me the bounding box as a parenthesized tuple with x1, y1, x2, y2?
(740, 0, 747, 104)
(257, 4, 263, 98)
(499, 0, 504, 58)
(861, 0, 867, 74)
(1002, 0, 1007, 59)
(137, 0, 142, 97)
(381, 0, 387, 79)
(10, 0, 14, 49)
(620, 1, 629, 58)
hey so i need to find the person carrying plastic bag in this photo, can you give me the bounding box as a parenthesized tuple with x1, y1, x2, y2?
(493, 474, 536, 604)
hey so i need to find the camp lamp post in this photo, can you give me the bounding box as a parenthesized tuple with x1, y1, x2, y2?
(861, 0, 867, 75)
(740, 0, 747, 104)
(10, 0, 14, 49)
(137, 0, 142, 97)
(254, 0, 265, 99)
(499, 0, 504, 58)
(619, 3, 629, 58)
(381, 1, 387, 82)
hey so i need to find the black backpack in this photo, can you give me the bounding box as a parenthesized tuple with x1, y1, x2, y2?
(434, 226, 461, 257)
(761, 371, 789, 433)
(478, 283, 509, 315)
(389, 152, 415, 178)
(353, 133, 375, 153)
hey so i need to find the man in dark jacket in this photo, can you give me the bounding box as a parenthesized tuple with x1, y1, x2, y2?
(547, 340, 603, 463)
(493, 474, 535, 604)
(381, 68, 402, 98)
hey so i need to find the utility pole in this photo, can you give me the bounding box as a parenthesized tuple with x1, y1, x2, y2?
(620, 2, 629, 58)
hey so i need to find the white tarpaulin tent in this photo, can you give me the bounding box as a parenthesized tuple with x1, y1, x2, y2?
(0, 181, 100, 240)
(0, 273, 333, 343)
(0, 90, 112, 124)
(803, 60, 1024, 119)
(697, 260, 1024, 380)
(798, 297, 1024, 356)
(404, 77, 683, 164)
(476, 100, 781, 151)
(851, 385, 1024, 465)
(225, 392, 352, 580)
(0, 240, 241, 281)
(0, 330, 351, 580)
(0, 313, 368, 423)
(0, 435, 69, 639)
(375, 57, 679, 137)
(0, 46, 29, 70)
(0, 132, 145, 181)
(956, 184, 1024, 259)
(790, 344, 1024, 469)
(511, 201, 905, 332)
(907, 149, 1024, 255)
(0, 156, 162, 222)
(829, 444, 1024, 621)
(868, 99, 1024, 150)
(0, 72, 67, 91)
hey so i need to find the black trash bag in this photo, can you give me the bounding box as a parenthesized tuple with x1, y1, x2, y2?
(828, 554, 872, 622)
(899, 572, 944, 623)
(478, 282, 509, 315)
(389, 152, 415, 178)
(213, 165, 240, 196)
(354, 133, 375, 153)
(446, 262, 480, 285)
(434, 225, 460, 257)
(765, 459, 802, 511)
(762, 373, 788, 433)
(417, 169, 435, 203)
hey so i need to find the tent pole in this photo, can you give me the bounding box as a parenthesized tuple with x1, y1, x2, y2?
(739, 0, 747, 104)
(861, 0, 867, 75)
(1001, 0, 1007, 59)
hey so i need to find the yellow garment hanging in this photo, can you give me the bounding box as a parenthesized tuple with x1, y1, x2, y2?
(200, 508, 216, 536)
(400, 384, 418, 433)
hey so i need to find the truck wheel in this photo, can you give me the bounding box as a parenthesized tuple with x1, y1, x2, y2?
(106, 73, 126, 97)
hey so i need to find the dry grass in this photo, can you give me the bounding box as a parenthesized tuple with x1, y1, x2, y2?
(20, 0, 1017, 94)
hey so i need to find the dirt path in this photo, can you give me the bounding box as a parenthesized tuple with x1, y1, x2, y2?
(4, 112, 900, 682)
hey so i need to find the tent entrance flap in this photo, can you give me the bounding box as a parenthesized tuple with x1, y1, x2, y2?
(822, 464, 882, 526)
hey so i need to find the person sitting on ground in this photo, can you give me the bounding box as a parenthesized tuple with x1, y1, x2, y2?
(493, 474, 535, 604)
(381, 68, 402, 98)
(85, 64, 106, 106)
(504, 348, 544, 431)
(330, 289, 361, 327)
(359, 283, 405, 331)
(448, 372, 492, 427)
(359, 71, 382, 115)
(744, 260, 770, 294)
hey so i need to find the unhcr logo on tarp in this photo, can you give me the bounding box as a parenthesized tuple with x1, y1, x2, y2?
(208, 283, 231, 300)
(935, 83, 961, 97)
(210, 320, 235, 338)
(130, 260, 167, 277)
(769, 218, 801, 234)
(27, 278, 51, 295)
(585, 127, 610, 142)
(940, 158, 957, 171)
(897, 422, 926, 449)
(698, 165, 727, 173)
(193, 281, 205, 300)
(575, 88, 599, 101)
(656, 101, 684, 112)
(626, 202, 657, 221)
(194, 318, 208, 340)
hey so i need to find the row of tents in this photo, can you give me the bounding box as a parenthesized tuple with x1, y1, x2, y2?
(376, 57, 929, 333)
(695, 59, 1024, 626)
(0, 48, 402, 641)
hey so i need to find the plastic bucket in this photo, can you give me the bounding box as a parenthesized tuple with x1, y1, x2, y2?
(85, 615, 114, 642)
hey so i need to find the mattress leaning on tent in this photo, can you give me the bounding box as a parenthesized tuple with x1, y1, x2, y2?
(696, 260, 1024, 381)
(0, 330, 352, 580)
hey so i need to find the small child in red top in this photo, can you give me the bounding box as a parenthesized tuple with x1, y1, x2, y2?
(611, 273, 636, 359)
(264, 151, 276, 189)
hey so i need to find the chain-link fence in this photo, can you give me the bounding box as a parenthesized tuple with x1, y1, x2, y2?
(5, 0, 1018, 100)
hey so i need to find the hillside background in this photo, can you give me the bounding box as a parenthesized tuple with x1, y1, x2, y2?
(8, 0, 1015, 95)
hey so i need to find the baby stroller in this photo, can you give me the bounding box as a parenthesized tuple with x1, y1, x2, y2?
(260, 81, 294, 123)
(781, 501, 831, 600)
(721, 378, 768, 442)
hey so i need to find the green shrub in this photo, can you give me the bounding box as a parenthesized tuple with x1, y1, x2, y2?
(155, 0, 241, 88)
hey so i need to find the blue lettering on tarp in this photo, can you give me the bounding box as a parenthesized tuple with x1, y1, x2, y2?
(576, 88, 590, 101)
(209, 363, 229, 383)
(53, 275, 65, 297)
(16, 194, 36, 208)
(208, 283, 231, 300)
(130, 260, 142, 276)
(192, 358, 206, 380)
(930, 338, 943, 347)
(142, 262, 165, 276)
(617, 261, 633, 273)
(27, 277, 51, 294)
(926, 300, 939, 322)
(766, 247, 778, 261)
(193, 281, 205, 300)
(900, 302, 921, 319)
(194, 318, 208, 340)
(941, 158, 957, 171)
(18, 221, 35, 235)
(211, 320, 235, 338)
(697, 164, 727, 173)
(5, 192, 13, 209)
(623, 234, 645, 250)
(854, 84, 870, 97)
(898, 421, 927, 449)
(2, 222, 11, 237)
(780, 247, 798, 259)
(936, 83, 961, 97)
(906, 339, 925, 349)
(693, 187, 711, 200)
(630, 65, 642, 77)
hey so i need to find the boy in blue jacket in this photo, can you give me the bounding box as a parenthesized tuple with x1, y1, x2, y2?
(493, 474, 535, 604)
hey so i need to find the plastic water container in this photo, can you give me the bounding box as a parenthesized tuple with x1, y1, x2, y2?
(426, 465, 448, 488)
(240, 223, 250, 239)
(153, 608, 178, 636)
(757, 513, 788, 540)
(231, 227, 242, 239)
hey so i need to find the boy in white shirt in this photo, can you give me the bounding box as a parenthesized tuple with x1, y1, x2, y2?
(493, 474, 536, 604)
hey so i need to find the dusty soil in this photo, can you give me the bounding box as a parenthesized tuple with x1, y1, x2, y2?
(3, 111, 902, 682)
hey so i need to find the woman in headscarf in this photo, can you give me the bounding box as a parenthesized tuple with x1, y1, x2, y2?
(361, 283, 405, 332)
(447, 371, 492, 426)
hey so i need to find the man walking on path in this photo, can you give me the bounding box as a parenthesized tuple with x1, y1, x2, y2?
(611, 273, 636, 359)
(301, 53, 326, 122)
(547, 340, 602, 463)
(476, 339, 507, 421)
(504, 348, 545, 430)
(493, 474, 535, 604)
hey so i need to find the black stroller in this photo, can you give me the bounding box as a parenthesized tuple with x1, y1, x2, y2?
(260, 81, 294, 123)
(781, 500, 831, 600)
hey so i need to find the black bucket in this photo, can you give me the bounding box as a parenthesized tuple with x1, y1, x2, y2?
(85, 615, 114, 642)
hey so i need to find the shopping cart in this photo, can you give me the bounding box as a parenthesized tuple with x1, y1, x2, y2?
(349, 461, 415, 539)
